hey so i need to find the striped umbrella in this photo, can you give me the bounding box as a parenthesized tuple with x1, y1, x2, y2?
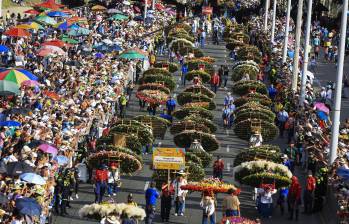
(0, 69, 38, 85)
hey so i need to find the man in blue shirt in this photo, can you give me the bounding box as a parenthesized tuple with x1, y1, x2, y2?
(145, 182, 159, 224)
(181, 64, 188, 86)
(166, 96, 176, 115)
(268, 84, 277, 100)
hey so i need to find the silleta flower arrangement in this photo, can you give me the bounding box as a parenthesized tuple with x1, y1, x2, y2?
(172, 106, 214, 120)
(136, 89, 169, 104)
(234, 160, 292, 188)
(143, 68, 172, 77)
(220, 216, 258, 224)
(184, 85, 216, 98)
(79, 202, 146, 220)
(181, 177, 239, 193)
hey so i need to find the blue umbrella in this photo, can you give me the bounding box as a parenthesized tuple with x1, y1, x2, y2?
(95, 52, 105, 59)
(47, 11, 69, 17)
(95, 44, 109, 52)
(0, 45, 10, 53)
(0, 120, 21, 127)
(69, 24, 80, 30)
(316, 111, 328, 121)
(15, 197, 42, 217)
(337, 167, 349, 182)
(110, 44, 122, 52)
(56, 21, 68, 30)
(53, 155, 68, 165)
(20, 173, 46, 185)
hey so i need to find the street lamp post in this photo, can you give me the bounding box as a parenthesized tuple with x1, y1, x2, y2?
(291, 0, 304, 92)
(271, 0, 277, 43)
(299, 0, 313, 106)
(264, 0, 270, 31)
(330, 0, 349, 164)
(282, 0, 291, 63)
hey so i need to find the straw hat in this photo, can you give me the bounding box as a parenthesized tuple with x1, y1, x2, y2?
(106, 215, 120, 224)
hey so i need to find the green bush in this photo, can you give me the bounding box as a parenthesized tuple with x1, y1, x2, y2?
(232, 80, 267, 95)
(237, 45, 262, 63)
(234, 101, 271, 114)
(233, 148, 282, 167)
(170, 120, 211, 135)
(96, 134, 143, 155)
(234, 93, 272, 107)
(232, 64, 259, 81)
(172, 107, 214, 120)
(139, 75, 176, 91)
(234, 118, 279, 141)
(185, 153, 203, 166)
(184, 115, 217, 133)
(185, 70, 211, 83)
(235, 110, 275, 124)
(173, 130, 219, 152)
(187, 161, 205, 181)
(154, 61, 179, 73)
(186, 59, 214, 75)
(143, 68, 172, 77)
(177, 92, 216, 110)
(110, 123, 154, 146)
(183, 85, 215, 98)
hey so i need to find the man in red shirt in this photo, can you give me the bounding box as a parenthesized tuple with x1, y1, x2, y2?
(94, 164, 108, 203)
(213, 156, 224, 180)
(210, 72, 220, 93)
(303, 171, 316, 214)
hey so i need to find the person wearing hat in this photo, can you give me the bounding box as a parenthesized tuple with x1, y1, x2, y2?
(107, 162, 120, 197)
(173, 171, 188, 216)
(100, 215, 121, 224)
(94, 164, 108, 203)
(257, 184, 276, 218)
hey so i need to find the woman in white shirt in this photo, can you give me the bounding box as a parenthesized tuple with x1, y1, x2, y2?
(257, 186, 277, 218)
(200, 195, 215, 224)
(107, 164, 120, 197)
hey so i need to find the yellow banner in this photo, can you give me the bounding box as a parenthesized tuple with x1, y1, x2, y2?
(152, 148, 186, 170)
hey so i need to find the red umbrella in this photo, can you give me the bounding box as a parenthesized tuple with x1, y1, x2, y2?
(42, 39, 72, 48)
(155, 3, 165, 10)
(35, 0, 63, 10)
(43, 90, 60, 101)
(4, 28, 31, 37)
(133, 6, 141, 13)
(24, 9, 40, 15)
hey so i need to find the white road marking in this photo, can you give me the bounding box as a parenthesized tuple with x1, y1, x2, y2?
(144, 181, 149, 191)
(227, 163, 230, 172)
(225, 129, 230, 136)
(226, 145, 230, 152)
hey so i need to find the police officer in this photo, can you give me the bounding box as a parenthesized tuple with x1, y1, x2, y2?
(54, 170, 64, 215)
(60, 169, 73, 216)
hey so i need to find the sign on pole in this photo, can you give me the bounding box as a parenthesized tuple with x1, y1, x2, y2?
(153, 148, 185, 170)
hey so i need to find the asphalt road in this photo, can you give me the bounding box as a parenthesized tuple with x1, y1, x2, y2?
(53, 40, 336, 224)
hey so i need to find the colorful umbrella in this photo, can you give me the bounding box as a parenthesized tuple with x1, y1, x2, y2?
(67, 16, 88, 24)
(61, 36, 79, 44)
(15, 197, 42, 216)
(91, 5, 107, 11)
(37, 45, 66, 57)
(35, 0, 63, 10)
(47, 11, 69, 17)
(16, 22, 43, 30)
(20, 173, 46, 185)
(67, 27, 91, 36)
(24, 9, 40, 15)
(119, 50, 147, 59)
(35, 15, 57, 25)
(43, 90, 60, 100)
(42, 39, 72, 48)
(0, 69, 38, 85)
(314, 102, 330, 114)
(0, 45, 10, 53)
(0, 81, 20, 95)
(155, 3, 165, 10)
(69, 23, 80, 30)
(38, 144, 58, 154)
(0, 120, 21, 127)
(95, 52, 105, 59)
(53, 155, 68, 165)
(108, 14, 128, 21)
(2, 107, 31, 115)
(4, 28, 31, 37)
(55, 21, 68, 30)
(21, 80, 40, 87)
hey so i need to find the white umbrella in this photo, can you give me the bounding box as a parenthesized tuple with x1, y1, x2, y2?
(102, 39, 113, 45)
(123, 1, 130, 6)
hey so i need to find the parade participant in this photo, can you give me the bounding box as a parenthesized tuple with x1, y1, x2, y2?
(288, 176, 302, 221)
(268, 84, 277, 100)
(127, 193, 138, 206)
(257, 185, 276, 218)
(277, 187, 289, 216)
(160, 182, 174, 222)
(249, 130, 263, 148)
(173, 171, 188, 216)
(303, 171, 316, 214)
(181, 63, 188, 86)
(119, 94, 128, 118)
(277, 109, 289, 138)
(166, 96, 176, 116)
(222, 188, 240, 217)
(222, 105, 231, 128)
(145, 182, 159, 224)
(222, 64, 229, 88)
(107, 162, 120, 197)
(94, 164, 108, 203)
(210, 72, 220, 93)
(285, 142, 297, 173)
(224, 92, 234, 106)
(213, 156, 224, 180)
(200, 194, 216, 224)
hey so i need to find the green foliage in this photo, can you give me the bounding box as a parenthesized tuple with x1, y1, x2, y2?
(233, 148, 282, 167)
(96, 135, 143, 155)
(242, 173, 291, 188)
(234, 93, 272, 107)
(234, 119, 279, 141)
(185, 153, 203, 166)
(185, 70, 211, 83)
(183, 115, 217, 133)
(137, 83, 171, 95)
(154, 61, 179, 73)
(237, 45, 262, 63)
(110, 123, 154, 146)
(177, 92, 216, 110)
(139, 75, 176, 91)
(143, 68, 172, 77)
(186, 59, 215, 75)
(183, 85, 215, 98)
(170, 120, 211, 135)
(172, 107, 214, 120)
(173, 130, 219, 152)
(187, 161, 205, 181)
(232, 64, 259, 81)
(232, 80, 267, 95)
(235, 108, 275, 124)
